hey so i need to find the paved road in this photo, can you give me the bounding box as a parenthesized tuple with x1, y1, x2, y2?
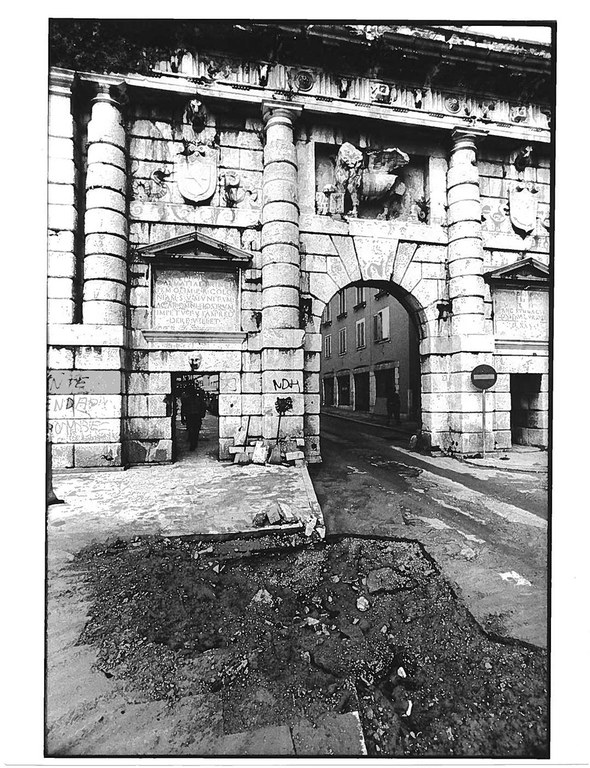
(309, 414, 548, 647)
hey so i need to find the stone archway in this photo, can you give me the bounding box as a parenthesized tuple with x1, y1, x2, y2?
(301, 236, 447, 461)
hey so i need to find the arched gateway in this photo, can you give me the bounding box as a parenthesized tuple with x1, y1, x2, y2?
(47, 26, 551, 469)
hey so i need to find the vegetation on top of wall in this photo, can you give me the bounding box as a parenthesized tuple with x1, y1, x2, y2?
(49, 20, 552, 103)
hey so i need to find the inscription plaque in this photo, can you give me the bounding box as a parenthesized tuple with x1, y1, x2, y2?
(493, 288, 549, 341)
(153, 269, 239, 331)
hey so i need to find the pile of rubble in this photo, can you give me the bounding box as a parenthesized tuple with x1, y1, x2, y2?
(229, 437, 306, 467)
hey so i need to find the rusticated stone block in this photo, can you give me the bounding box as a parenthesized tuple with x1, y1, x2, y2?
(261, 243, 299, 265)
(47, 346, 74, 369)
(87, 142, 126, 169)
(262, 221, 299, 248)
(218, 393, 242, 416)
(47, 298, 75, 324)
(262, 369, 304, 394)
(447, 199, 482, 225)
(86, 187, 126, 214)
(242, 372, 262, 393)
(51, 417, 121, 444)
(242, 351, 262, 372)
(126, 417, 171, 441)
(241, 394, 262, 415)
(218, 416, 243, 438)
(48, 252, 76, 279)
(48, 204, 77, 232)
(73, 442, 123, 467)
(85, 208, 127, 237)
(262, 413, 304, 440)
(263, 286, 300, 310)
(85, 232, 128, 258)
(262, 179, 298, 206)
(47, 277, 74, 301)
(125, 439, 172, 464)
(448, 274, 485, 299)
(262, 201, 298, 225)
(264, 140, 297, 165)
(83, 280, 126, 304)
(75, 346, 125, 371)
(262, 348, 304, 372)
(84, 254, 127, 283)
(86, 163, 126, 194)
(447, 181, 480, 206)
(51, 443, 74, 469)
(262, 262, 299, 287)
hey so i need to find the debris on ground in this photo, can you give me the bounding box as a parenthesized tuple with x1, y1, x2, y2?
(74, 535, 548, 758)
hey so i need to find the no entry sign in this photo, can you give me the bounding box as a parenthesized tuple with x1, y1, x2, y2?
(471, 364, 497, 390)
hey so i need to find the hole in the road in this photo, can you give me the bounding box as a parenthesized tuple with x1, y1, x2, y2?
(75, 534, 547, 758)
(367, 456, 423, 477)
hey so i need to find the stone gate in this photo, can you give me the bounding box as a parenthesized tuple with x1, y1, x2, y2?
(47, 24, 552, 469)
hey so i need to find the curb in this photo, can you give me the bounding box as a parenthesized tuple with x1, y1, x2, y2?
(460, 457, 548, 475)
(323, 409, 547, 475)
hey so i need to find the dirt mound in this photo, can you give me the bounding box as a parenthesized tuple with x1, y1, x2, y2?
(74, 534, 547, 757)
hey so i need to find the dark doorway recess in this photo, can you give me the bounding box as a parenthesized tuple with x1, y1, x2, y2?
(510, 373, 542, 447)
(171, 372, 219, 461)
(354, 372, 370, 411)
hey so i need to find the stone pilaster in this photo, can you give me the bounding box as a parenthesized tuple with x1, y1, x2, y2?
(260, 101, 305, 443)
(48, 70, 78, 325)
(82, 83, 128, 325)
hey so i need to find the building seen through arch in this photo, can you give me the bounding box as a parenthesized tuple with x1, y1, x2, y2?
(320, 285, 420, 423)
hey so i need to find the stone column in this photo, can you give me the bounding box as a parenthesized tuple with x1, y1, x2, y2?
(260, 101, 305, 443)
(82, 83, 128, 325)
(447, 129, 487, 336)
(436, 128, 496, 454)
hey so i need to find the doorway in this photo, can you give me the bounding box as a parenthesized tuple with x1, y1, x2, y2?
(510, 373, 542, 446)
(171, 372, 219, 461)
(354, 372, 370, 411)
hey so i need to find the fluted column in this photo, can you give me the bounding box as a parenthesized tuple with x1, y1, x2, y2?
(82, 83, 128, 325)
(260, 101, 305, 443)
(446, 129, 487, 336)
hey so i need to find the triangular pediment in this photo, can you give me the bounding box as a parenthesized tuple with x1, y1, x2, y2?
(484, 257, 549, 286)
(134, 230, 252, 265)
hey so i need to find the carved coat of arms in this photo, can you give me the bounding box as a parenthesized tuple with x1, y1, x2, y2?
(175, 144, 218, 204)
(509, 185, 538, 236)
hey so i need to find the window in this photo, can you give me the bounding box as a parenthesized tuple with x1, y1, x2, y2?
(373, 307, 390, 342)
(337, 289, 347, 318)
(356, 318, 366, 349)
(322, 301, 332, 325)
(324, 334, 332, 358)
(338, 327, 347, 355)
(355, 285, 365, 307)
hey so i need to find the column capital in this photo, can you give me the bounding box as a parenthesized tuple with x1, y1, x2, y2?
(451, 127, 489, 153)
(262, 100, 303, 130)
(49, 67, 76, 97)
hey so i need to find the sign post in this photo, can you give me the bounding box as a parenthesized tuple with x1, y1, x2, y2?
(470, 364, 498, 457)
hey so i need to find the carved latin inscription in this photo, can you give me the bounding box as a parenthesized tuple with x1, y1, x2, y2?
(493, 289, 549, 341)
(153, 269, 239, 331)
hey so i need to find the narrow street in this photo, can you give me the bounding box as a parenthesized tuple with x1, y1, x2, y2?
(310, 413, 548, 647)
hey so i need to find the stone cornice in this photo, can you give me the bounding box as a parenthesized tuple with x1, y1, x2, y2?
(50, 66, 550, 144)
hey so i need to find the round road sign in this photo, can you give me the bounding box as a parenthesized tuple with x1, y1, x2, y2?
(471, 364, 497, 390)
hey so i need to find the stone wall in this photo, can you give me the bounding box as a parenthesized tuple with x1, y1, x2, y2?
(47, 63, 552, 467)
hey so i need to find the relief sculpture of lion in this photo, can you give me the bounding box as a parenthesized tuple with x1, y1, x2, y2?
(334, 142, 410, 218)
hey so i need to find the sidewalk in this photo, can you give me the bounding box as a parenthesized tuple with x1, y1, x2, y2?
(50, 416, 323, 565)
(322, 407, 548, 474)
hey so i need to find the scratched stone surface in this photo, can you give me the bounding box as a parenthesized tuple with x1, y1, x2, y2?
(50, 419, 320, 562)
